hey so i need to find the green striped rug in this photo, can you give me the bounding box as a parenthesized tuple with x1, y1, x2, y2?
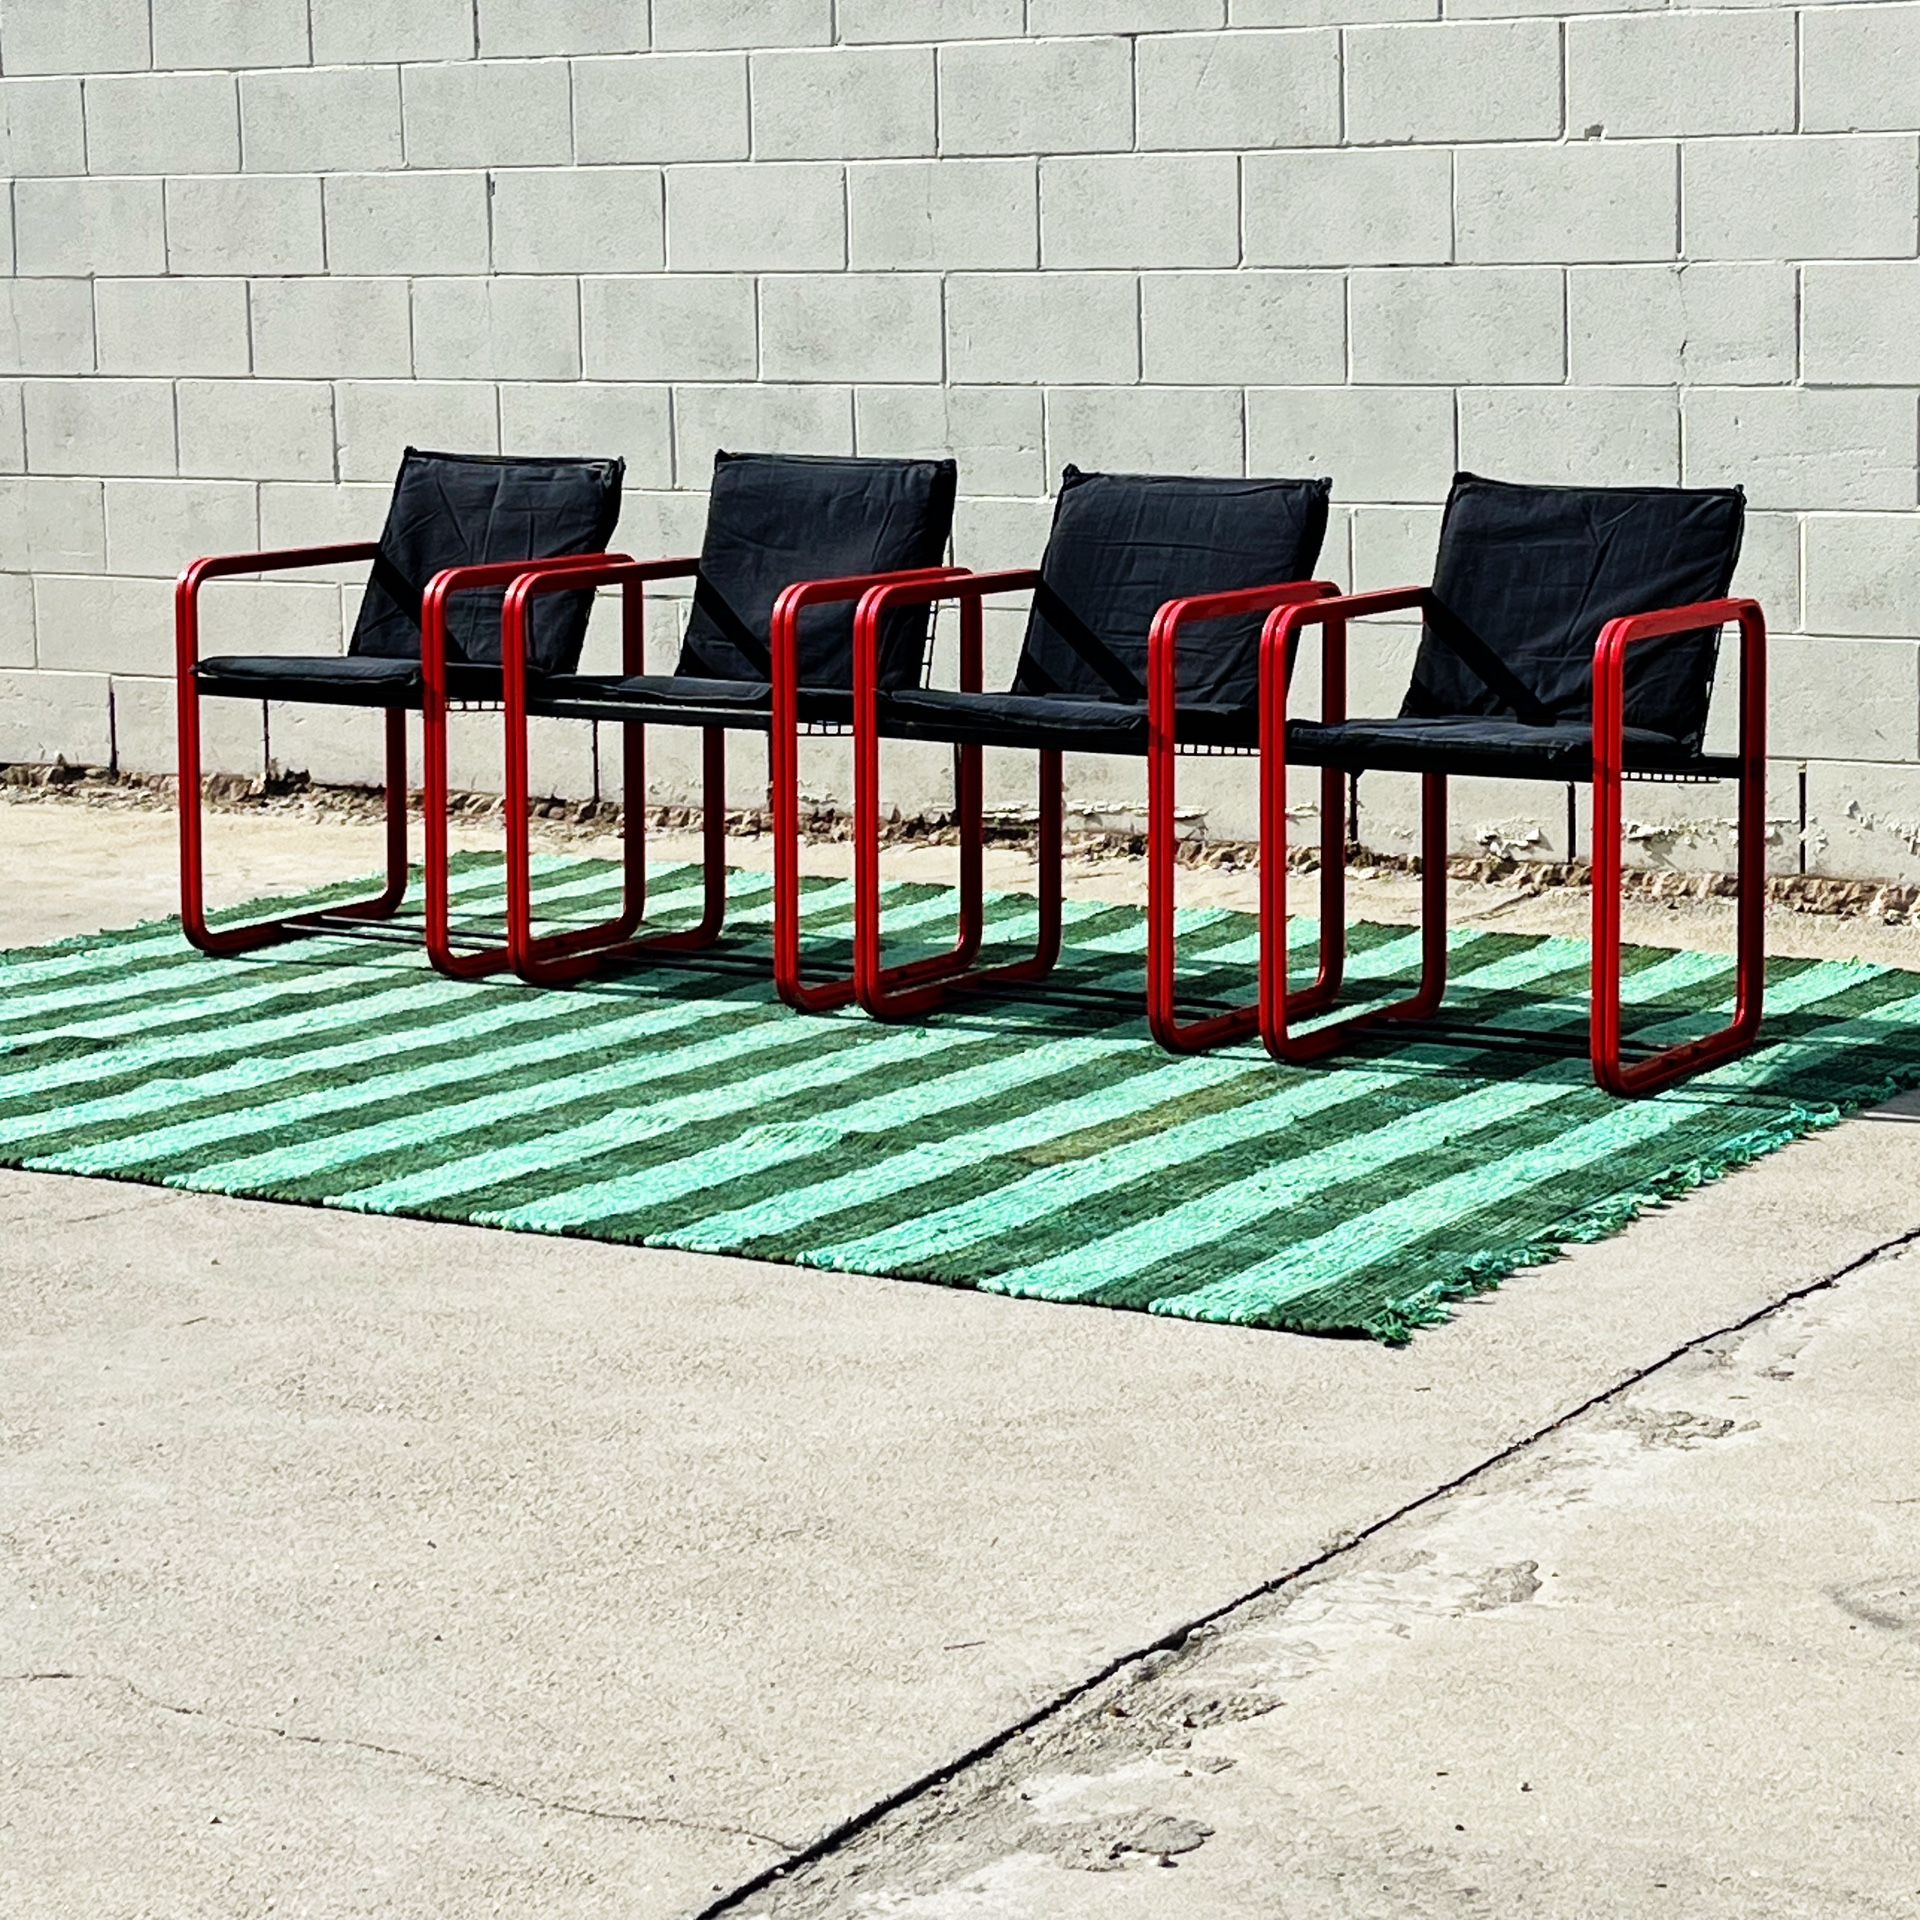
(4, 854, 1917, 1342)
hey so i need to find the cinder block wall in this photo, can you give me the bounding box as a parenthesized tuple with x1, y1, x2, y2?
(2, 0, 1917, 881)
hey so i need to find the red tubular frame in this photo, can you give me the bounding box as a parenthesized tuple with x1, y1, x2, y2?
(419, 551, 648, 981)
(1145, 578, 1342, 1053)
(176, 541, 405, 955)
(768, 566, 969, 1013)
(1260, 587, 1452, 1063)
(1592, 598, 1767, 1094)
(849, 570, 1064, 1021)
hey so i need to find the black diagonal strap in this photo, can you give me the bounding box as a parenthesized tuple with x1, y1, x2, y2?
(1410, 601, 1555, 727)
(371, 550, 424, 625)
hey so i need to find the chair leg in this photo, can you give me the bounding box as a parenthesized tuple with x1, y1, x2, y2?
(513, 725, 730, 986)
(1262, 770, 1448, 1064)
(1591, 760, 1764, 1096)
(186, 698, 412, 958)
(853, 740, 1059, 1020)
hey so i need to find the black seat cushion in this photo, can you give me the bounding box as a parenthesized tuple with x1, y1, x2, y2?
(676, 451, 957, 691)
(530, 673, 853, 731)
(1406, 472, 1744, 748)
(350, 446, 625, 674)
(880, 687, 1258, 754)
(1012, 466, 1331, 710)
(1288, 715, 1736, 783)
(193, 655, 509, 708)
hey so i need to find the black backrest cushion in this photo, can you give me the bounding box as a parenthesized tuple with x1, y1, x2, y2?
(676, 451, 958, 688)
(1405, 472, 1745, 745)
(349, 448, 625, 672)
(1012, 467, 1332, 709)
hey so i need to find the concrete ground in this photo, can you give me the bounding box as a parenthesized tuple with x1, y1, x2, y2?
(2, 789, 1916, 1919)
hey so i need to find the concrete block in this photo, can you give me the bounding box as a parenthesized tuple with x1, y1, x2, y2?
(0, 78, 86, 176)
(1347, 505, 1441, 591)
(760, 274, 943, 383)
(258, 482, 392, 579)
(0, 281, 95, 375)
(13, 177, 165, 276)
(597, 488, 709, 568)
(267, 700, 418, 789)
(1804, 516, 1920, 641)
(94, 278, 250, 377)
(1045, 386, 1244, 479)
(178, 381, 335, 483)
(32, 573, 173, 675)
(673, 384, 854, 473)
(0, 575, 33, 669)
(104, 478, 258, 579)
(1457, 388, 1679, 488)
(335, 382, 501, 483)
(1803, 6, 1920, 135)
(1141, 271, 1345, 384)
(324, 171, 490, 276)
(1040, 154, 1239, 269)
(1803, 762, 1920, 885)
(310, 0, 472, 62)
(0, 669, 112, 767)
(1346, 20, 1561, 144)
(1683, 390, 1918, 511)
(1247, 387, 1453, 505)
(165, 174, 325, 277)
(1039, 0, 1222, 26)
(1457, 140, 1675, 265)
(751, 46, 935, 160)
(413, 278, 582, 381)
(251, 280, 413, 381)
(0, 475, 106, 573)
(1731, 511, 1800, 634)
(1573, 762, 1800, 881)
(1351, 267, 1564, 385)
(1567, 263, 1795, 387)
(938, 37, 1134, 155)
(855, 385, 1044, 498)
(445, 711, 597, 803)
(493, 166, 664, 274)
(24, 379, 174, 478)
(953, 495, 1054, 573)
(653, 0, 831, 47)
(1685, 136, 1919, 260)
(580, 275, 757, 381)
(947, 272, 1138, 385)
(1136, 28, 1340, 151)
(1244, 147, 1450, 267)
(839, 0, 1022, 40)
(1359, 768, 1574, 865)
(195, 577, 351, 659)
(1772, 635, 1920, 765)
(152, 0, 309, 69)
(240, 68, 404, 174)
(1568, 12, 1794, 139)
(848, 159, 1035, 271)
(498, 382, 673, 488)
(668, 163, 844, 272)
(110, 674, 266, 781)
(1232, 0, 1440, 18)
(480, 0, 649, 55)
(0, 0, 149, 75)
(1802, 263, 1920, 387)
(402, 59, 572, 170)
(573, 55, 749, 163)
(83, 72, 237, 174)
(0, 384, 23, 475)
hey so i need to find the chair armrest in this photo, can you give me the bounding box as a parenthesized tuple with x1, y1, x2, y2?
(1147, 579, 1339, 741)
(769, 566, 969, 707)
(424, 552, 668, 699)
(175, 542, 383, 676)
(1259, 583, 1433, 731)
(852, 569, 1046, 701)
(1594, 597, 1765, 769)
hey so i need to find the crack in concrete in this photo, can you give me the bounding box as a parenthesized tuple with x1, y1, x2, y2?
(689, 1214, 1920, 1919)
(3, 1670, 799, 1857)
